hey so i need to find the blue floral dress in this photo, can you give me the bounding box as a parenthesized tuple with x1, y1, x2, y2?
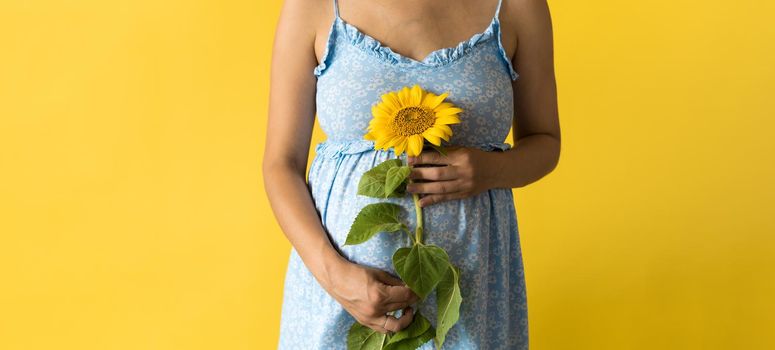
(278, 0, 528, 348)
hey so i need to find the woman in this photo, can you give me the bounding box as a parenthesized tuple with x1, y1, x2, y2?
(264, 0, 559, 348)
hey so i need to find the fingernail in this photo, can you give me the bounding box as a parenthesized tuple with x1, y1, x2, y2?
(407, 157, 415, 165)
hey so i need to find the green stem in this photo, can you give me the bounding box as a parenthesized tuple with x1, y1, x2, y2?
(409, 180, 422, 243)
(404, 156, 423, 244)
(403, 227, 415, 245)
(411, 183, 424, 245)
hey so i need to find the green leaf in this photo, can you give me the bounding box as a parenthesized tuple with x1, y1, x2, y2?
(384, 311, 430, 347)
(358, 159, 408, 198)
(383, 312, 435, 350)
(393, 244, 450, 300)
(345, 203, 407, 246)
(347, 322, 389, 350)
(392, 181, 408, 198)
(385, 165, 410, 198)
(435, 264, 462, 350)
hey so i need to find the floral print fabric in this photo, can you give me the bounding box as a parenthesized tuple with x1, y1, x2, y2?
(278, 0, 528, 348)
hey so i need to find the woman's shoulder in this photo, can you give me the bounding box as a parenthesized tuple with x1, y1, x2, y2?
(275, 0, 334, 67)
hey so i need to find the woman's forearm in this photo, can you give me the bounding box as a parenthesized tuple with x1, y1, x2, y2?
(490, 133, 561, 189)
(263, 162, 347, 290)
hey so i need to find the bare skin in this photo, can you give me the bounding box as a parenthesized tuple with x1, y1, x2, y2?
(264, 0, 560, 335)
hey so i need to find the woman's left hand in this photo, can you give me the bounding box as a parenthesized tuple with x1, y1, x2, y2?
(406, 146, 502, 207)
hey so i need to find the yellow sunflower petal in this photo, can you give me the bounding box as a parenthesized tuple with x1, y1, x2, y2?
(397, 86, 411, 106)
(369, 129, 391, 140)
(385, 134, 405, 148)
(433, 102, 455, 112)
(410, 84, 423, 106)
(377, 97, 397, 111)
(435, 114, 462, 124)
(424, 91, 449, 110)
(381, 92, 401, 112)
(421, 92, 437, 107)
(368, 117, 392, 131)
(436, 107, 464, 117)
(394, 138, 408, 156)
(407, 134, 424, 157)
(373, 130, 396, 148)
(422, 130, 442, 146)
(425, 126, 450, 141)
(434, 124, 453, 137)
(371, 105, 392, 119)
(373, 136, 388, 149)
(368, 118, 389, 128)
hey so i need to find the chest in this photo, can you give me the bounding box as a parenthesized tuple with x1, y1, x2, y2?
(314, 1, 517, 67)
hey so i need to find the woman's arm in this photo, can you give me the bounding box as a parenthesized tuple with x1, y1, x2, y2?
(497, 0, 561, 188)
(405, 0, 561, 206)
(264, 0, 340, 293)
(263, 0, 418, 334)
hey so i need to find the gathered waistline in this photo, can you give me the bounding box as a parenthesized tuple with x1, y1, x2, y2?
(313, 139, 512, 159)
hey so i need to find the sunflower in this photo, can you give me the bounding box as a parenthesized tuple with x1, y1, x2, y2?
(364, 84, 463, 157)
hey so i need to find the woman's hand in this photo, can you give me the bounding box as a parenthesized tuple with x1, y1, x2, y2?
(324, 259, 420, 334)
(407, 146, 502, 207)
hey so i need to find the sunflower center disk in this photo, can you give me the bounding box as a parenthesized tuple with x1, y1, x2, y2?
(391, 106, 435, 136)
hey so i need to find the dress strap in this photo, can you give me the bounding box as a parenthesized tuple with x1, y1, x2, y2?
(333, 0, 341, 19)
(494, 0, 504, 21)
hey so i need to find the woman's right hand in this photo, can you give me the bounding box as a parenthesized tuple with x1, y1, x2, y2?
(323, 259, 420, 334)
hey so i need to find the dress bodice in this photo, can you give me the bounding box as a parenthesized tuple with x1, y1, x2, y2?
(313, 0, 519, 150)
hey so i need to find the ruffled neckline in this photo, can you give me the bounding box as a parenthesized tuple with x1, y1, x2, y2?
(336, 16, 498, 68)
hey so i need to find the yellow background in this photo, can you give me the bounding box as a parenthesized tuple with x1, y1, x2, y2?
(1, 0, 774, 349)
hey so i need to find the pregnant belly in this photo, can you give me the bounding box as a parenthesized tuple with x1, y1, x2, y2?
(308, 150, 518, 275)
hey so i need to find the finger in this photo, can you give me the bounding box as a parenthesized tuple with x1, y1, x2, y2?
(407, 180, 459, 194)
(373, 271, 420, 307)
(383, 307, 415, 333)
(373, 270, 404, 286)
(366, 282, 416, 314)
(350, 312, 387, 334)
(418, 193, 466, 207)
(380, 283, 417, 306)
(384, 294, 420, 311)
(409, 165, 456, 181)
(369, 315, 391, 335)
(408, 150, 445, 166)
